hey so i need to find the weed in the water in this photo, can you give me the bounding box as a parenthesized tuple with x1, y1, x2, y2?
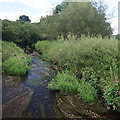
(40, 104, 46, 118)
(53, 107, 63, 118)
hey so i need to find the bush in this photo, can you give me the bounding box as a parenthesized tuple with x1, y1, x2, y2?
(104, 61, 120, 111)
(35, 36, 118, 71)
(78, 81, 97, 102)
(104, 81, 120, 111)
(116, 34, 120, 40)
(82, 67, 98, 88)
(48, 70, 79, 93)
(3, 56, 30, 75)
(2, 41, 24, 62)
(2, 41, 31, 75)
(2, 20, 42, 48)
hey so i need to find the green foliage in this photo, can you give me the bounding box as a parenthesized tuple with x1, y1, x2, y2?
(39, 2, 112, 40)
(2, 41, 31, 75)
(19, 15, 31, 23)
(2, 1, 112, 46)
(82, 67, 98, 88)
(104, 81, 120, 111)
(35, 36, 119, 110)
(53, 2, 69, 14)
(78, 81, 97, 102)
(103, 61, 120, 111)
(3, 56, 30, 75)
(48, 70, 79, 93)
(2, 41, 24, 62)
(35, 36, 118, 72)
(116, 34, 120, 40)
(2, 20, 42, 48)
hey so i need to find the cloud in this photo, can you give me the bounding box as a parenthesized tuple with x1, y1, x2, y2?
(108, 17, 118, 35)
(0, 0, 54, 10)
(0, 10, 22, 21)
(0, 0, 59, 22)
(0, 0, 118, 34)
(0, 10, 48, 22)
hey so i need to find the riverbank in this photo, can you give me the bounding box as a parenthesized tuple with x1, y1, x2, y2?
(2, 74, 32, 118)
(56, 92, 120, 119)
(35, 37, 120, 113)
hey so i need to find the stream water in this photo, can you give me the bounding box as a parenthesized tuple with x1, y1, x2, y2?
(23, 57, 63, 118)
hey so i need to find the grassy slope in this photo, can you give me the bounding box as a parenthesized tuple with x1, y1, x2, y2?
(35, 36, 120, 111)
(2, 41, 31, 75)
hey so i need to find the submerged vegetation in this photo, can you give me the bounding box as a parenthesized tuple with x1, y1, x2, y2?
(35, 36, 120, 111)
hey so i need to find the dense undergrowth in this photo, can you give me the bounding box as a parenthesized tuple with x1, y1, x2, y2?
(35, 35, 120, 111)
(2, 41, 31, 75)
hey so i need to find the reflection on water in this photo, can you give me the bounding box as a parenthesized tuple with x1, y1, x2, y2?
(23, 57, 64, 118)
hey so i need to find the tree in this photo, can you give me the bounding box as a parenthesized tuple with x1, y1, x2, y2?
(40, 1, 112, 39)
(2, 20, 42, 48)
(19, 15, 31, 22)
(53, 2, 69, 15)
(116, 34, 120, 40)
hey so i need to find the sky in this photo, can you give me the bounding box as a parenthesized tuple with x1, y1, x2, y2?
(0, 0, 119, 35)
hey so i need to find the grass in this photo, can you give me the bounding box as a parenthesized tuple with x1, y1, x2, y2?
(35, 36, 118, 71)
(78, 81, 97, 102)
(35, 35, 119, 111)
(48, 70, 79, 93)
(2, 41, 24, 62)
(2, 41, 31, 75)
(3, 56, 30, 75)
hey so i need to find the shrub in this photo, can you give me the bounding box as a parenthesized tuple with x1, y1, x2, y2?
(3, 56, 31, 75)
(103, 63, 120, 112)
(2, 41, 24, 62)
(116, 34, 120, 40)
(2, 41, 31, 75)
(48, 70, 79, 93)
(78, 81, 97, 102)
(104, 81, 120, 111)
(82, 67, 98, 88)
(35, 36, 118, 71)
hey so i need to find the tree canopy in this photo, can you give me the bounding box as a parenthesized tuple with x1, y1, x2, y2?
(19, 15, 31, 23)
(2, 2, 113, 48)
(39, 2, 112, 39)
(2, 20, 42, 48)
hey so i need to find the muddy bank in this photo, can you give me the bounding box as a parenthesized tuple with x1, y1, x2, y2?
(2, 75, 32, 118)
(56, 92, 120, 120)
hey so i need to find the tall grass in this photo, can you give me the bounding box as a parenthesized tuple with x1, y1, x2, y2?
(35, 36, 117, 71)
(2, 41, 31, 75)
(35, 36, 119, 111)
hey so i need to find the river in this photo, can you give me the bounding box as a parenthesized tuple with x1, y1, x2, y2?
(2, 57, 64, 119)
(2, 57, 120, 119)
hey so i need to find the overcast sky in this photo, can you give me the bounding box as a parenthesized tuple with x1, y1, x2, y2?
(0, 0, 119, 34)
